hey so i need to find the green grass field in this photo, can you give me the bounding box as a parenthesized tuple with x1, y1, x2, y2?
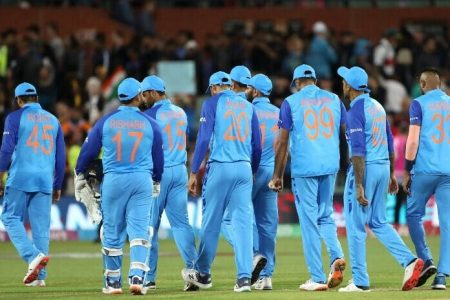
(0, 236, 448, 300)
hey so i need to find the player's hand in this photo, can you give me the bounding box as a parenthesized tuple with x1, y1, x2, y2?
(356, 184, 368, 206)
(152, 182, 161, 198)
(53, 190, 61, 204)
(388, 175, 399, 194)
(74, 172, 87, 202)
(268, 177, 283, 192)
(188, 172, 200, 196)
(402, 171, 412, 196)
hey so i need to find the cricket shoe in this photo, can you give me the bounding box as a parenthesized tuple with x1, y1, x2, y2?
(102, 279, 123, 294)
(234, 277, 251, 292)
(338, 281, 371, 292)
(431, 274, 447, 290)
(251, 254, 267, 285)
(23, 253, 49, 284)
(184, 282, 200, 291)
(25, 279, 46, 287)
(142, 281, 156, 294)
(253, 277, 272, 290)
(181, 268, 212, 289)
(299, 279, 328, 291)
(129, 276, 145, 295)
(328, 258, 346, 288)
(402, 258, 424, 291)
(417, 259, 437, 287)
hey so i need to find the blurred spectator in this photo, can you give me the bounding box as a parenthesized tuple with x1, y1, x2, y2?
(37, 57, 57, 112)
(368, 73, 387, 107)
(414, 36, 440, 74)
(373, 28, 398, 77)
(393, 121, 408, 227)
(282, 35, 304, 74)
(305, 21, 337, 79)
(380, 75, 408, 115)
(44, 22, 65, 66)
(84, 76, 104, 124)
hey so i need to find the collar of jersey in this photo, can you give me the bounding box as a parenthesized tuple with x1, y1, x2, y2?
(425, 88, 445, 95)
(253, 97, 270, 104)
(350, 93, 369, 108)
(218, 89, 233, 96)
(23, 103, 41, 109)
(118, 105, 140, 111)
(299, 84, 318, 92)
(153, 99, 171, 107)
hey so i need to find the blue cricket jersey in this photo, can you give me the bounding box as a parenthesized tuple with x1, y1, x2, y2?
(279, 84, 346, 177)
(0, 103, 66, 193)
(145, 99, 187, 167)
(253, 97, 279, 167)
(409, 88, 450, 175)
(346, 93, 394, 164)
(75, 106, 164, 182)
(191, 89, 262, 174)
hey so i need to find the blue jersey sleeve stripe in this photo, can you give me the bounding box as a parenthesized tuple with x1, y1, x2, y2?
(386, 119, 394, 154)
(409, 100, 422, 125)
(251, 106, 262, 173)
(340, 100, 347, 126)
(191, 94, 220, 174)
(53, 124, 66, 189)
(278, 100, 292, 130)
(0, 108, 25, 171)
(147, 116, 164, 182)
(145, 105, 162, 120)
(348, 100, 366, 157)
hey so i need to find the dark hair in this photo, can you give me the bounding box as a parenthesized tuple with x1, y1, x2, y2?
(18, 95, 38, 103)
(420, 67, 440, 77)
(120, 99, 133, 105)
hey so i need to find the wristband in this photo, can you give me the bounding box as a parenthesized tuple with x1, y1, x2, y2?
(405, 159, 415, 172)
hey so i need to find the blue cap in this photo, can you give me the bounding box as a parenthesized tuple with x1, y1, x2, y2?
(206, 71, 232, 93)
(337, 66, 369, 92)
(291, 64, 316, 87)
(230, 65, 251, 84)
(246, 74, 272, 96)
(141, 75, 166, 92)
(14, 82, 37, 98)
(117, 77, 142, 102)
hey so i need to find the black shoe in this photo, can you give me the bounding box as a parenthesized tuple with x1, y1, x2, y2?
(143, 281, 156, 291)
(417, 259, 437, 287)
(184, 282, 200, 291)
(234, 277, 251, 292)
(251, 255, 267, 285)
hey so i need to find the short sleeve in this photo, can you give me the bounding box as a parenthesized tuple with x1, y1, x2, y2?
(278, 100, 293, 130)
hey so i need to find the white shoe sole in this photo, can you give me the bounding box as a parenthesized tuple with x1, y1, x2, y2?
(234, 286, 251, 292)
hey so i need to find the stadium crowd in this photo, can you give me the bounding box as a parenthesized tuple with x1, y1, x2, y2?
(0, 16, 449, 201)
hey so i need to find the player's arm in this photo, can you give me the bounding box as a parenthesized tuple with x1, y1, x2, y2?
(149, 118, 164, 182)
(403, 100, 422, 194)
(75, 119, 103, 175)
(0, 113, 19, 196)
(250, 107, 262, 174)
(339, 100, 347, 132)
(270, 100, 292, 192)
(189, 96, 217, 195)
(386, 118, 398, 194)
(348, 103, 368, 206)
(53, 124, 66, 203)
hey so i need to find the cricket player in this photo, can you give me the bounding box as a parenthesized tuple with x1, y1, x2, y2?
(243, 74, 279, 290)
(182, 71, 262, 292)
(0, 82, 65, 287)
(337, 66, 423, 292)
(404, 68, 450, 290)
(269, 64, 346, 291)
(141, 75, 197, 292)
(222, 65, 268, 283)
(75, 78, 164, 295)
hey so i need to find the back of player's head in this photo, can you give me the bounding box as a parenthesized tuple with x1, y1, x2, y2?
(244, 74, 272, 96)
(337, 66, 370, 92)
(142, 75, 166, 93)
(206, 71, 231, 94)
(14, 82, 38, 103)
(230, 65, 251, 86)
(118, 77, 142, 102)
(291, 64, 316, 87)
